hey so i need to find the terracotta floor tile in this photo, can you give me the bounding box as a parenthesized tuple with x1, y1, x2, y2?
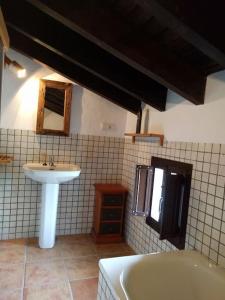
(0, 239, 27, 247)
(25, 260, 67, 287)
(0, 289, 22, 300)
(0, 244, 25, 263)
(0, 263, 24, 289)
(60, 240, 96, 258)
(23, 281, 72, 300)
(0, 236, 133, 299)
(26, 243, 61, 263)
(95, 243, 133, 256)
(64, 255, 99, 280)
(99, 250, 135, 259)
(57, 234, 92, 243)
(26, 238, 39, 246)
(70, 278, 98, 300)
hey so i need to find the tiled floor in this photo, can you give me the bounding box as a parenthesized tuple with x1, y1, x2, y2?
(0, 235, 134, 300)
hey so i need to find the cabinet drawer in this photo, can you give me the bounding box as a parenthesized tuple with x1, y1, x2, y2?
(103, 194, 123, 206)
(100, 222, 121, 234)
(102, 208, 122, 221)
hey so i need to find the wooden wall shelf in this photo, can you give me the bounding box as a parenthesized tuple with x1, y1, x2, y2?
(0, 155, 13, 164)
(124, 133, 164, 146)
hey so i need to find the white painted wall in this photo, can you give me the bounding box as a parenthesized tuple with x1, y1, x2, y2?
(70, 88, 127, 136)
(1, 49, 128, 137)
(4, 49, 225, 142)
(126, 70, 225, 144)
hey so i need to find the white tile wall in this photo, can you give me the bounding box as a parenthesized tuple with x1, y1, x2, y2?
(122, 139, 225, 266)
(98, 139, 225, 300)
(1, 129, 225, 270)
(97, 270, 116, 300)
(0, 129, 124, 239)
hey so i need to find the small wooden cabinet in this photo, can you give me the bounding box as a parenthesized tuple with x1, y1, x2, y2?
(92, 184, 127, 243)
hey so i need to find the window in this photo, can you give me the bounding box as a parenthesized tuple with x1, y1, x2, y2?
(132, 165, 153, 216)
(150, 167, 164, 222)
(132, 157, 192, 249)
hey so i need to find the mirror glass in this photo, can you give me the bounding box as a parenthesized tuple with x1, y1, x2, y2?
(150, 168, 164, 222)
(36, 79, 72, 136)
(43, 87, 65, 131)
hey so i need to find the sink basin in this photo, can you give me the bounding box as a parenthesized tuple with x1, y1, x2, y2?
(23, 162, 81, 249)
(99, 250, 225, 300)
(23, 163, 81, 184)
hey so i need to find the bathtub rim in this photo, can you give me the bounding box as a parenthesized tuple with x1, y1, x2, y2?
(99, 250, 224, 300)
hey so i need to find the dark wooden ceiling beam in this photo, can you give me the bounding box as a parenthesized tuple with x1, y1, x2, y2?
(25, 0, 207, 105)
(7, 26, 141, 114)
(2, 0, 167, 112)
(136, 0, 225, 68)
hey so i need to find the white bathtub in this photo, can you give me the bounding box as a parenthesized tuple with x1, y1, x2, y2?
(99, 250, 225, 300)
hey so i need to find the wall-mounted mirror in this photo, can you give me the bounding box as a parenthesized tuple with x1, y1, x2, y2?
(36, 79, 72, 136)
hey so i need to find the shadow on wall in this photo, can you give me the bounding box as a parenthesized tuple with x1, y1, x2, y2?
(165, 93, 193, 110)
(166, 69, 225, 111)
(205, 71, 225, 104)
(70, 84, 83, 134)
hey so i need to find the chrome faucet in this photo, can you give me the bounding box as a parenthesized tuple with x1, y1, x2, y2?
(49, 156, 55, 168)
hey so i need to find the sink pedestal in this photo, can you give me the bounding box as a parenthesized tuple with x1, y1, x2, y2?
(39, 183, 59, 248)
(23, 163, 81, 249)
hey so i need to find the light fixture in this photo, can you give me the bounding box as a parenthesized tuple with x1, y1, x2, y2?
(4, 55, 27, 78)
(16, 67, 27, 78)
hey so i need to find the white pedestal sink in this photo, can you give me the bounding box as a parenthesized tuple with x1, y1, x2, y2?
(23, 163, 81, 248)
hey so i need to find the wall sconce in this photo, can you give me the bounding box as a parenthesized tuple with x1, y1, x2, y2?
(4, 55, 26, 78)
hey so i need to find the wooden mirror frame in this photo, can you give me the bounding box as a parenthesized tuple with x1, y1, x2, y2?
(36, 79, 72, 136)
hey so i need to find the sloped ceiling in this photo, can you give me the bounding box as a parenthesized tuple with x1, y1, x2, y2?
(2, 0, 225, 114)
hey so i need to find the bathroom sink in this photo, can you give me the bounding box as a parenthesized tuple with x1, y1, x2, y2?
(99, 250, 225, 300)
(23, 162, 81, 249)
(23, 163, 81, 184)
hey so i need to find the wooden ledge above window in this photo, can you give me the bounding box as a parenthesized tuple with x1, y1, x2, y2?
(124, 133, 164, 146)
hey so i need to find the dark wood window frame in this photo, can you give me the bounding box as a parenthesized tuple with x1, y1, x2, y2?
(146, 157, 193, 250)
